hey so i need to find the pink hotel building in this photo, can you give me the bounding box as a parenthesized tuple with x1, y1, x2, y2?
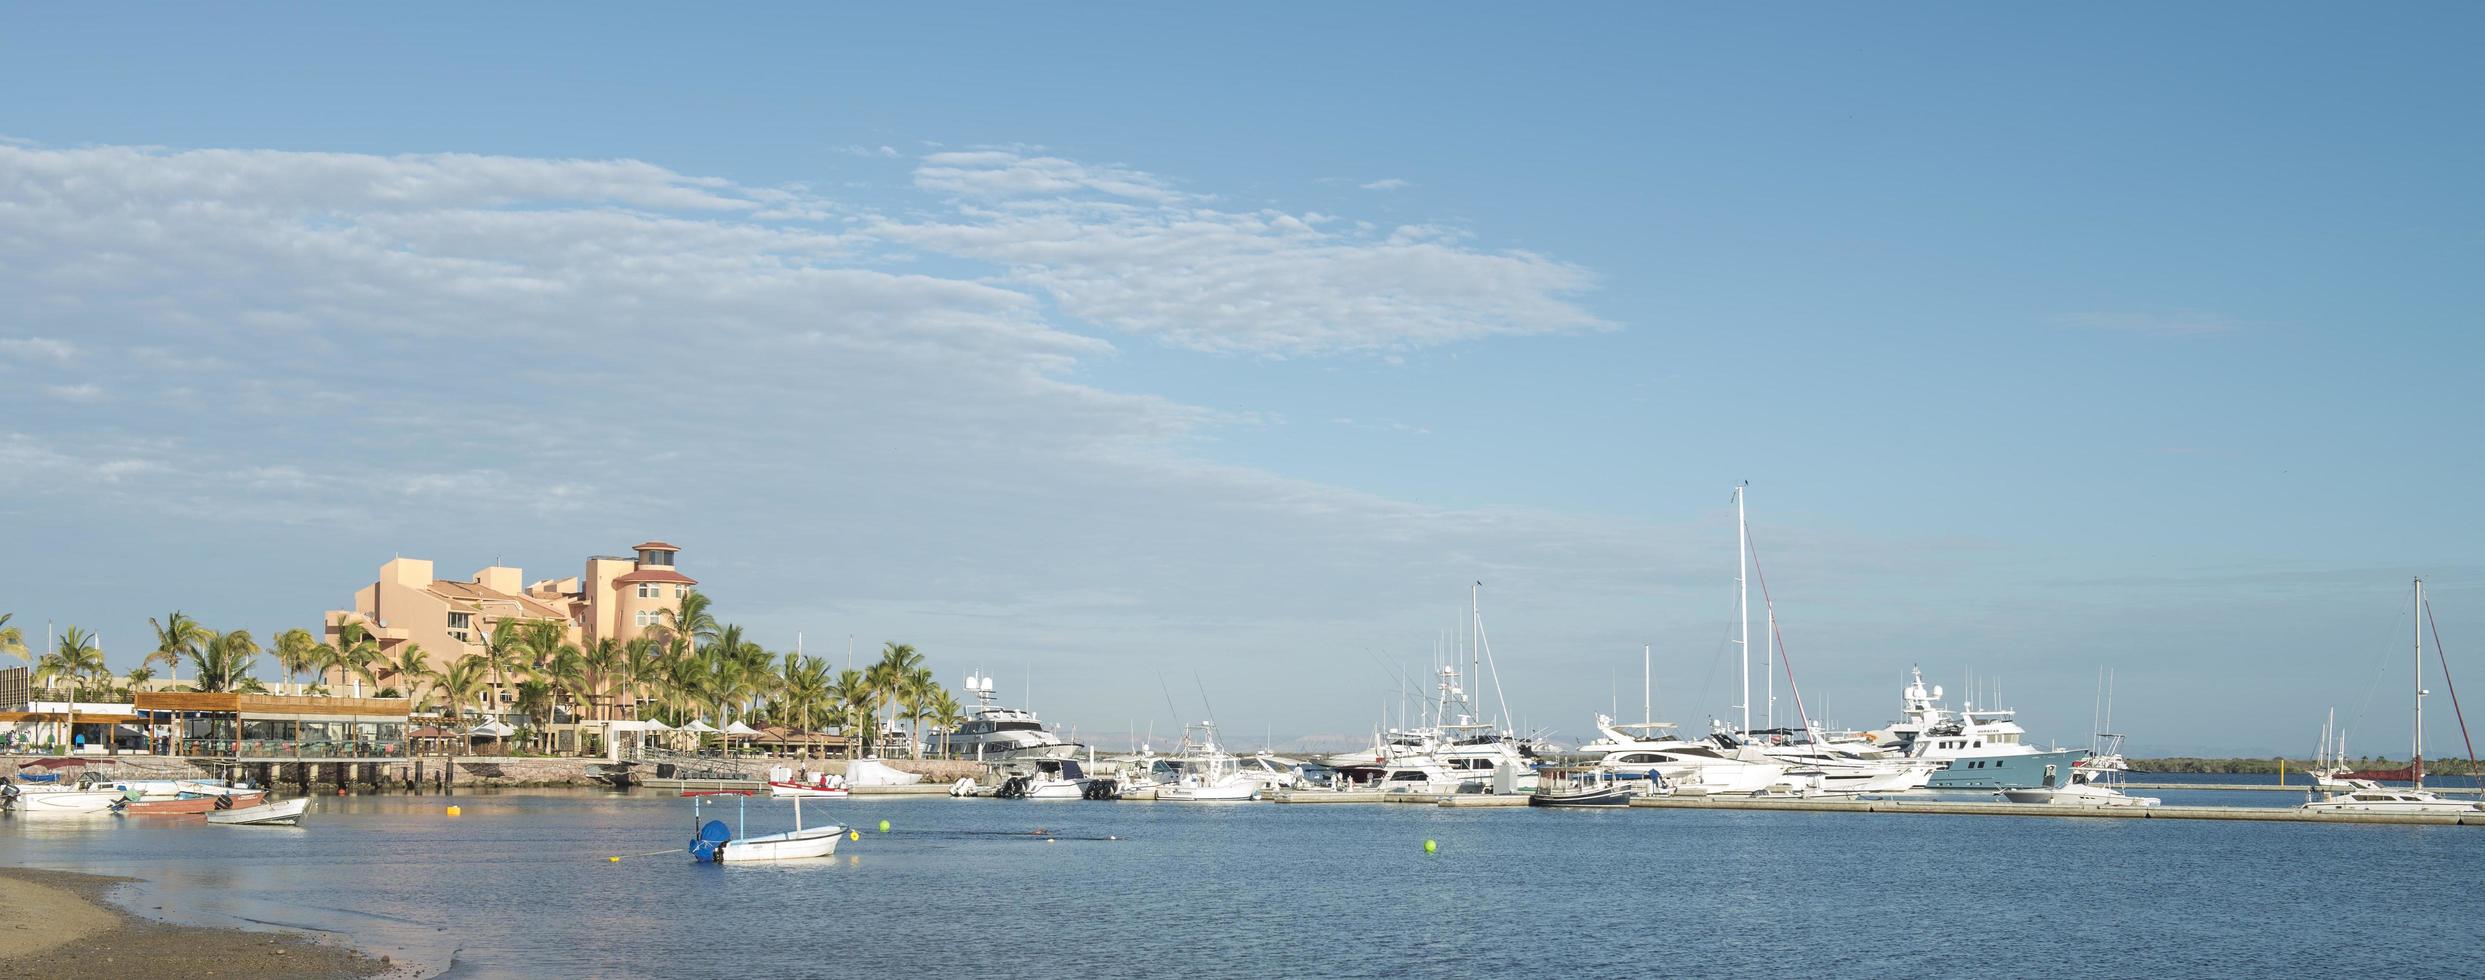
(322, 540, 695, 707)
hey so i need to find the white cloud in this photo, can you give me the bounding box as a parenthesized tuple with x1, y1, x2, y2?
(911, 149, 1188, 203)
(0, 137, 1691, 741)
(42, 382, 102, 401)
(881, 152, 1607, 357)
(0, 337, 76, 362)
(1360, 178, 1411, 191)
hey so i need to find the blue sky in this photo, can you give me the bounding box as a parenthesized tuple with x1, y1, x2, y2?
(2, 5, 2479, 754)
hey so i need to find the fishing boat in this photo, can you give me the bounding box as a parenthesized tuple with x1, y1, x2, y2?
(207, 797, 310, 826)
(687, 794, 843, 863)
(995, 758, 1092, 800)
(2304, 578, 2485, 816)
(121, 790, 270, 816)
(1529, 767, 1635, 808)
(1153, 725, 1261, 801)
(1, 785, 129, 815)
(766, 766, 851, 798)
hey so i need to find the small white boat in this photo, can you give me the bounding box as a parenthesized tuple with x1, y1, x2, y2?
(2001, 782, 2161, 808)
(689, 795, 843, 862)
(996, 759, 1092, 800)
(207, 797, 311, 826)
(3, 787, 129, 815)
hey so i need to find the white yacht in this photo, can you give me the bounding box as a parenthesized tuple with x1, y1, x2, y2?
(995, 759, 1092, 800)
(1580, 716, 1793, 795)
(1870, 667, 2088, 790)
(1327, 658, 1542, 794)
(2302, 578, 2484, 816)
(1152, 724, 1262, 802)
(934, 672, 1083, 763)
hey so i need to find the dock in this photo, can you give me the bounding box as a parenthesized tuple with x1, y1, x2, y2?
(1626, 795, 2485, 826)
(2122, 781, 2485, 795)
(639, 777, 763, 793)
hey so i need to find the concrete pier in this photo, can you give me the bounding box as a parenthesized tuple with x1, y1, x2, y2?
(1626, 794, 2485, 826)
(1437, 794, 1530, 808)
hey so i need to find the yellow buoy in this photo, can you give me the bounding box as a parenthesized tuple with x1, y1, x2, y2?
(608, 856, 619, 863)
(878, 819, 890, 833)
(446, 805, 462, 817)
(1423, 839, 1437, 854)
(849, 830, 860, 841)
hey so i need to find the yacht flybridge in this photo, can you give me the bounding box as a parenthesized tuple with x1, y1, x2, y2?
(936, 672, 1084, 763)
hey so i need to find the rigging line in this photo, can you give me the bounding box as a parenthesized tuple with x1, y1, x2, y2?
(1742, 526, 1816, 736)
(1698, 587, 1736, 720)
(2423, 599, 2481, 792)
(2346, 605, 2409, 741)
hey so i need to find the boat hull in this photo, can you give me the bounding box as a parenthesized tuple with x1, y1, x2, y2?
(5, 789, 128, 815)
(1924, 748, 2089, 790)
(717, 826, 845, 862)
(1529, 787, 1633, 808)
(208, 798, 310, 826)
(123, 792, 269, 815)
(767, 783, 851, 799)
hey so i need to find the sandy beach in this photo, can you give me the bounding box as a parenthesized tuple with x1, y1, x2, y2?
(0, 867, 398, 979)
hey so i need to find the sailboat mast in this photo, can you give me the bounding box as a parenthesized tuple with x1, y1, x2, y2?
(1736, 484, 1751, 736)
(2414, 576, 2426, 788)
(1643, 643, 1652, 726)
(1765, 602, 1776, 731)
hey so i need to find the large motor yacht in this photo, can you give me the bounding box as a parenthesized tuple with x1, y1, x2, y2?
(933, 672, 1084, 763)
(1871, 667, 2089, 790)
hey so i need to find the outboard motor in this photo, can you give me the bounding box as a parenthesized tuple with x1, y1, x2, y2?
(688, 819, 732, 864)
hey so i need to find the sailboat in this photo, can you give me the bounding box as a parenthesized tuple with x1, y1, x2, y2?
(2303, 577, 2484, 815)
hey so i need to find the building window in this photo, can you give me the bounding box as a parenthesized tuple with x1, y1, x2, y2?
(636, 583, 658, 599)
(675, 584, 688, 599)
(447, 612, 473, 643)
(638, 549, 674, 567)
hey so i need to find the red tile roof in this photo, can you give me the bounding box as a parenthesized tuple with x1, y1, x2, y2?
(632, 541, 680, 552)
(612, 568, 697, 586)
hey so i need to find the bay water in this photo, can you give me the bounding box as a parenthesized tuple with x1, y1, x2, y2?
(2, 786, 2477, 978)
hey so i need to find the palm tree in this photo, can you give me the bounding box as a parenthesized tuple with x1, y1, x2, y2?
(37, 627, 104, 753)
(578, 638, 623, 723)
(828, 668, 873, 760)
(480, 622, 527, 719)
(433, 654, 489, 725)
(0, 612, 29, 665)
(121, 665, 156, 700)
(377, 643, 435, 702)
(189, 629, 261, 693)
(867, 643, 925, 756)
(273, 628, 321, 696)
(927, 689, 964, 759)
(146, 611, 212, 687)
(618, 635, 659, 721)
(658, 589, 720, 655)
(513, 679, 555, 753)
(329, 622, 381, 695)
(900, 666, 939, 759)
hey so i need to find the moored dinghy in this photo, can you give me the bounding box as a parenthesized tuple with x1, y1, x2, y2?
(208, 797, 311, 826)
(688, 793, 845, 863)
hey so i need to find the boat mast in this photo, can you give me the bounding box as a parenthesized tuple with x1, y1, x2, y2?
(2414, 576, 2426, 789)
(1643, 643, 1652, 727)
(1736, 484, 1750, 736)
(1765, 602, 1776, 731)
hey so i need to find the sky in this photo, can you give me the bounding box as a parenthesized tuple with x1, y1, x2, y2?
(1, 5, 2479, 755)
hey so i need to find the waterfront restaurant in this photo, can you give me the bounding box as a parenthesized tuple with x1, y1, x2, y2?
(132, 692, 413, 760)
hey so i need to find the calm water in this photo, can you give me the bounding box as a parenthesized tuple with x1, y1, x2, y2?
(2, 786, 2479, 978)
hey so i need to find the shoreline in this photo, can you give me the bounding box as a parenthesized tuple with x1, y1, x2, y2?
(0, 867, 403, 979)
